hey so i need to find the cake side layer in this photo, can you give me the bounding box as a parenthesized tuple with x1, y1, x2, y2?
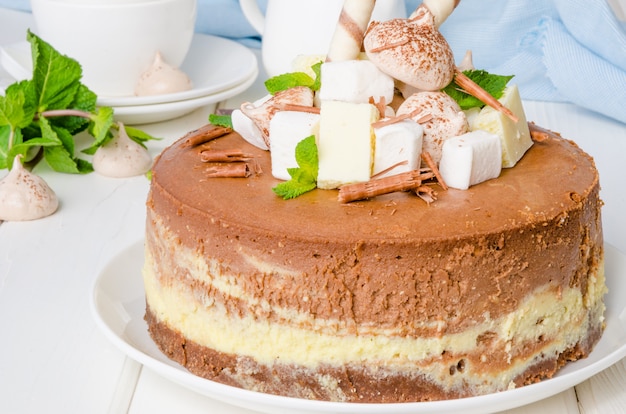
(147, 128, 603, 329)
(143, 232, 606, 394)
(144, 297, 604, 403)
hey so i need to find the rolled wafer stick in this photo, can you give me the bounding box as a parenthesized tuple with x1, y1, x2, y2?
(326, 0, 376, 62)
(338, 170, 427, 203)
(413, 0, 461, 28)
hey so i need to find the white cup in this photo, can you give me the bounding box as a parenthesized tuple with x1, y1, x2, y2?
(239, 0, 406, 77)
(30, 0, 197, 97)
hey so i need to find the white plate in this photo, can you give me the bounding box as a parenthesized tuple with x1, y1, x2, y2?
(90, 242, 626, 414)
(0, 33, 258, 107)
(110, 66, 258, 125)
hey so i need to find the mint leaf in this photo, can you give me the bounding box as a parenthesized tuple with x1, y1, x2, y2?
(443, 70, 514, 110)
(264, 59, 323, 95)
(265, 72, 315, 95)
(272, 135, 318, 199)
(209, 113, 233, 128)
(28, 30, 82, 112)
(0, 30, 157, 174)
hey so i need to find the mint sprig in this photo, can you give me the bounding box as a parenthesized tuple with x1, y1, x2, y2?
(208, 113, 233, 128)
(272, 135, 318, 199)
(0, 30, 156, 172)
(264, 61, 322, 95)
(443, 69, 513, 110)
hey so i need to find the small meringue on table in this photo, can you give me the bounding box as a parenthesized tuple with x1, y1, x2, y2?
(134, 51, 192, 96)
(0, 155, 58, 221)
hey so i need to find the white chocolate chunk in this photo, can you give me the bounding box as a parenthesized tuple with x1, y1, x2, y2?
(317, 100, 379, 189)
(291, 54, 326, 78)
(373, 120, 423, 177)
(469, 85, 532, 168)
(318, 60, 394, 105)
(439, 130, 502, 190)
(269, 111, 321, 180)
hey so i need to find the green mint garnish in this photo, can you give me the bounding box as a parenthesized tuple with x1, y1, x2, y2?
(443, 69, 514, 110)
(272, 135, 318, 199)
(208, 113, 233, 128)
(265, 61, 323, 95)
(0, 30, 156, 172)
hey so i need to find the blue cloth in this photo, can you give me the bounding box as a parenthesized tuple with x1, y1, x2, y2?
(4, 0, 625, 123)
(436, 0, 626, 124)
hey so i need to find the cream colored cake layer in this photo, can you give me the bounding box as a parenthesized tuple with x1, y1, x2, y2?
(143, 233, 606, 393)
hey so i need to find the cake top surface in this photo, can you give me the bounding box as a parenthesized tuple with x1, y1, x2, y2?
(151, 126, 598, 243)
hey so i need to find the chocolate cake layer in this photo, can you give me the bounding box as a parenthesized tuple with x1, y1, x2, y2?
(143, 125, 605, 402)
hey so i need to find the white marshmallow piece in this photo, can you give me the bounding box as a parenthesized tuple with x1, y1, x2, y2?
(318, 60, 394, 104)
(439, 130, 502, 190)
(269, 111, 320, 180)
(231, 94, 271, 150)
(373, 120, 423, 177)
(317, 100, 379, 189)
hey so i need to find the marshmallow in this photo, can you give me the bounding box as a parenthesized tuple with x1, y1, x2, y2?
(269, 111, 321, 181)
(318, 60, 395, 105)
(439, 130, 502, 190)
(317, 100, 379, 189)
(373, 120, 423, 177)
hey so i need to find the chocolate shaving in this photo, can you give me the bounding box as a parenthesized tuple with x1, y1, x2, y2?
(338, 170, 429, 203)
(421, 151, 448, 191)
(371, 108, 431, 129)
(528, 122, 555, 142)
(205, 163, 250, 178)
(200, 149, 253, 163)
(369, 96, 387, 117)
(414, 185, 437, 204)
(371, 161, 409, 179)
(279, 104, 321, 114)
(369, 37, 410, 53)
(183, 125, 232, 147)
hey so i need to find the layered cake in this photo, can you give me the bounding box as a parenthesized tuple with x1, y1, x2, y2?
(143, 0, 606, 403)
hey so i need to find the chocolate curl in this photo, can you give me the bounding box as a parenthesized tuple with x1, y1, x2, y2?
(421, 151, 448, 190)
(372, 108, 432, 129)
(200, 149, 252, 163)
(338, 170, 428, 203)
(183, 125, 232, 147)
(280, 104, 321, 114)
(454, 69, 519, 123)
(326, 0, 376, 62)
(528, 122, 555, 142)
(205, 163, 250, 178)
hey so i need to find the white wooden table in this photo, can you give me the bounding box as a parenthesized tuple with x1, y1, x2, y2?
(0, 7, 625, 414)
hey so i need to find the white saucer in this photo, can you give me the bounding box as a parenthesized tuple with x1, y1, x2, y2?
(91, 241, 626, 414)
(111, 66, 258, 125)
(0, 33, 258, 107)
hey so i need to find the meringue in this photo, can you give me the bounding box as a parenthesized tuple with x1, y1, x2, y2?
(93, 123, 152, 178)
(364, 9, 455, 91)
(396, 91, 469, 165)
(240, 86, 314, 148)
(0, 155, 58, 221)
(135, 51, 192, 96)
